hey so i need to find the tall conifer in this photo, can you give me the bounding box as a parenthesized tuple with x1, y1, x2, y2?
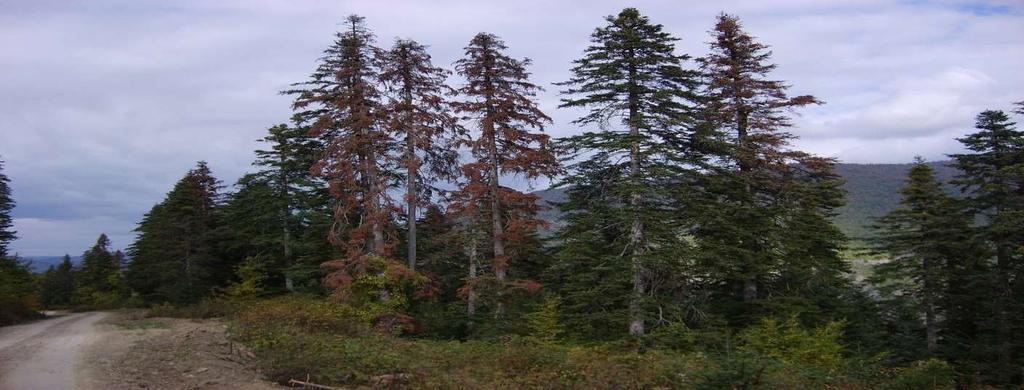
(379, 39, 462, 271)
(79, 233, 117, 294)
(696, 14, 838, 316)
(126, 162, 226, 304)
(871, 158, 974, 355)
(554, 8, 700, 337)
(0, 157, 15, 259)
(451, 32, 559, 317)
(950, 109, 1024, 383)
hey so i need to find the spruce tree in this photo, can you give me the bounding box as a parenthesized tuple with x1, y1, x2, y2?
(126, 162, 227, 304)
(40, 255, 76, 307)
(0, 157, 15, 259)
(451, 32, 559, 317)
(949, 109, 1024, 383)
(870, 158, 974, 355)
(554, 7, 700, 337)
(222, 123, 325, 291)
(0, 256, 36, 326)
(78, 233, 117, 295)
(695, 14, 840, 321)
(287, 16, 400, 293)
(379, 39, 462, 271)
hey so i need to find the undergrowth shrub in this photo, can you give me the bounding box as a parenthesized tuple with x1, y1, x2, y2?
(145, 298, 241, 319)
(879, 358, 956, 389)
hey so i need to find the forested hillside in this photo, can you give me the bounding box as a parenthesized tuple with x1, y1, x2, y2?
(536, 161, 962, 242)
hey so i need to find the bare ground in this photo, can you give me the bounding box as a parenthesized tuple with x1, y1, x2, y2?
(0, 312, 107, 390)
(80, 311, 281, 390)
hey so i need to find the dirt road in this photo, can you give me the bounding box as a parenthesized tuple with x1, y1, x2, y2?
(0, 312, 107, 390)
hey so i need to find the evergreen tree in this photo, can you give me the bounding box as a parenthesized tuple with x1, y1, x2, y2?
(553, 8, 701, 338)
(0, 256, 37, 326)
(0, 157, 15, 259)
(126, 162, 227, 304)
(379, 39, 462, 271)
(451, 32, 559, 317)
(78, 233, 117, 295)
(694, 14, 842, 323)
(287, 16, 402, 297)
(221, 123, 327, 292)
(870, 158, 975, 355)
(949, 109, 1024, 383)
(40, 255, 76, 307)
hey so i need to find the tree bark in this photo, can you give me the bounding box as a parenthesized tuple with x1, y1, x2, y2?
(628, 142, 645, 337)
(480, 40, 507, 318)
(403, 80, 417, 271)
(995, 243, 1012, 383)
(279, 152, 294, 291)
(487, 117, 507, 318)
(467, 233, 479, 317)
(736, 102, 758, 303)
(626, 54, 645, 338)
(923, 257, 937, 354)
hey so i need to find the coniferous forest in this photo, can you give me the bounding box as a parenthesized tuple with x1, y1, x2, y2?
(2, 8, 1024, 389)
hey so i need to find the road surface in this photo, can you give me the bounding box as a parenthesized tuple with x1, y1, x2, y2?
(0, 312, 107, 390)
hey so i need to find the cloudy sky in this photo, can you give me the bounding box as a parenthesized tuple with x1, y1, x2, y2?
(1, 0, 1021, 256)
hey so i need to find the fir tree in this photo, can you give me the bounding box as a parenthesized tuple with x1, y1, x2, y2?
(379, 38, 462, 271)
(695, 14, 839, 320)
(870, 158, 974, 355)
(222, 123, 325, 292)
(126, 162, 227, 304)
(451, 32, 559, 317)
(0, 157, 15, 259)
(40, 255, 76, 307)
(287, 16, 401, 297)
(554, 8, 700, 337)
(949, 109, 1024, 383)
(0, 256, 36, 326)
(78, 233, 117, 294)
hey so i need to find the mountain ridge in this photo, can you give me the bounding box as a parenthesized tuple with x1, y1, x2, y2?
(532, 161, 960, 242)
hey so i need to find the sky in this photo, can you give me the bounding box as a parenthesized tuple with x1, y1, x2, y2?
(0, 0, 1022, 256)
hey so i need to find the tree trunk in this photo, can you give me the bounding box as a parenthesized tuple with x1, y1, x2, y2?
(625, 53, 646, 338)
(995, 243, 1012, 383)
(923, 257, 937, 354)
(365, 143, 388, 302)
(367, 153, 385, 255)
(736, 106, 759, 303)
(403, 80, 417, 272)
(406, 124, 417, 271)
(467, 233, 479, 317)
(628, 119, 645, 338)
(487, 117, 507, 318)
(279, 154, 294, 291)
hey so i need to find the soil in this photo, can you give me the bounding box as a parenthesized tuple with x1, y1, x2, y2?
(80, 311, 281, 390)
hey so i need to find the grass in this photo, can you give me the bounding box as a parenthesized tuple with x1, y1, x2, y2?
(144, 296, 957, 389)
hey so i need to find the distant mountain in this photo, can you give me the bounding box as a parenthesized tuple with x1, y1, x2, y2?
(833, 161, 959, 240)
(20, 256, 82, 273)
(532, 161, 961, 243)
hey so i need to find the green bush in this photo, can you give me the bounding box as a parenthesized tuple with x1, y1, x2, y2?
(0, 296, 42, 326)
(145, 298, 241, 319)
(227, 296, 710, 388)
(880, 358, 956, 390)
(739, 316, 846, 374)
(525, 295, 565, 344)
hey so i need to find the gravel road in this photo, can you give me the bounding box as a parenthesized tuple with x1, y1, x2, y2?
(0, 312, 107, 390)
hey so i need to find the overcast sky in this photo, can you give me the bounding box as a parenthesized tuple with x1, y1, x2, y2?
(1, 0, 1021, 256)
